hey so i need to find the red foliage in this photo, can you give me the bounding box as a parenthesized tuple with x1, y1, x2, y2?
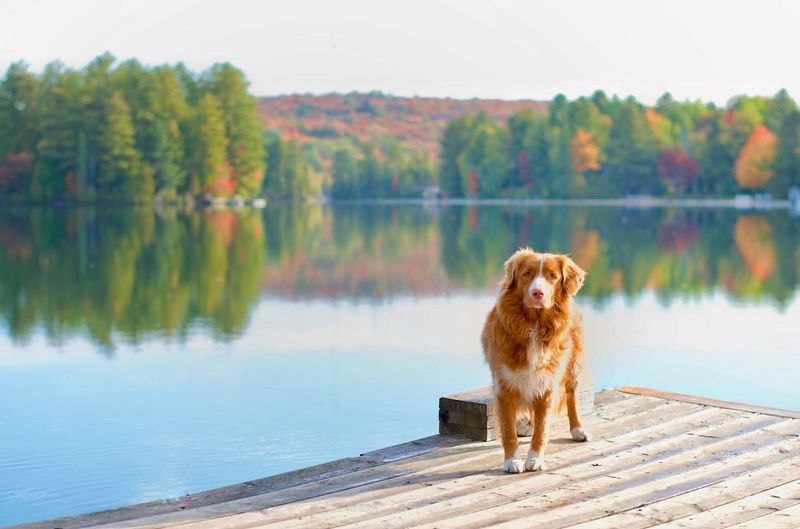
(258, 94, 547, 161)
(205, 177, 236, 197)
(657, 218, 698, 253)
(723, 109, 736, 127)
(467, 171, 478, 196)
(65, 171, 77, 194)
(657, 149, 699, 190)
(516, 150, 531, 187)
(0, 151, 33, 192)
(205, 210, 237, 247)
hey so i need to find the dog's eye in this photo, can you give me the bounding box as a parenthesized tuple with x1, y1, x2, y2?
(522, 270, 531, 278)
(549, 272, 559, 280)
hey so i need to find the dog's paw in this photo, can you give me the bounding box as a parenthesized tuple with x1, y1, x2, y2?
(525, 451, 546, 471)
(502, 457, 526, 473)
(571, 427, 592, 442)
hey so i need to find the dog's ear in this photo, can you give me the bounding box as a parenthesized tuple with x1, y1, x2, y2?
(559, 255, 586, 296)
(502, 248, 533, 291)
(502, 252, 522, 291)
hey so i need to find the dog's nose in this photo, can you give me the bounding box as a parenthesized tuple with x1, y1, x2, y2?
(532, 289, 544, 299)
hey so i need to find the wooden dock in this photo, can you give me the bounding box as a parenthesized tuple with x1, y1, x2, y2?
(13, 387, 800, 529)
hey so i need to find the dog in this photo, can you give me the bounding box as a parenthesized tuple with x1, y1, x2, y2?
(481, 248, 590, 473)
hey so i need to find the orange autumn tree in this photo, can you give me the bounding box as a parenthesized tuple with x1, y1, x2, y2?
(570, 128, 600, 174)
(734, 125, 778, 189)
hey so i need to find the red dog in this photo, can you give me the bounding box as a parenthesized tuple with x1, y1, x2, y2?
(481, 248, 590, 473)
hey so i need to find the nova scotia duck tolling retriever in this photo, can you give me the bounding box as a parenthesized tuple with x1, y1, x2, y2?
(481, 247, 590, 473)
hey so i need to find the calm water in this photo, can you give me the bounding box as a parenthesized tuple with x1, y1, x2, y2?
(1, 204, 799, 525)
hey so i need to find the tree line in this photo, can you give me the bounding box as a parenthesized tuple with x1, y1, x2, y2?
(0, 54, 319, 202)
(439, 91, 800, 198)
(2, 55, 799, 201)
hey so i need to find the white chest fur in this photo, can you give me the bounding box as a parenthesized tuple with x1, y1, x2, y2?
(496, 336, 569, 403)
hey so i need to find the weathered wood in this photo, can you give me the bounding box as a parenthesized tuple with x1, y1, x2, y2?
(406, 421, 800, 529)
(723, 502, 800, 529)
(617, 386, 800, 420)
(652, 473, 800, 528)
(339, 415, 797, 529)
(13, 388, 800, 529)
(440, 382, 596, 441)
(245, 406, 732, 529)
(563, 455, 800, 528)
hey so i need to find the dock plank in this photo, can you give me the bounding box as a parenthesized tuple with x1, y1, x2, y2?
(348, 417, 799, 529)
(175, 401, 708, 529)
(12, 389, 800, 529)
(565, 456, 800, 528)
(723, 502, 800, 529)
(246, 408, 734, 529)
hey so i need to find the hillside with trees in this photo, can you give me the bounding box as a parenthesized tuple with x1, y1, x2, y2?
(2, 55, 799, 202)
(437, 91, 800, 199)
(264, 90, 800, 200)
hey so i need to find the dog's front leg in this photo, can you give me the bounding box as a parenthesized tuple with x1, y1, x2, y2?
(526, 390, 551, 471)
(497, 390, 524, 473)
(567, 383, 592, 442)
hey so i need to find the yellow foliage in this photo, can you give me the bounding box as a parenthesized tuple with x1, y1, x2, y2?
(570, 128, 600, 174)
(570, 229, 600, 271)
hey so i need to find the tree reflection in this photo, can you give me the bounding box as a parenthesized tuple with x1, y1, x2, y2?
(0, 207, 265, 350)
(0, 205, 797, 351)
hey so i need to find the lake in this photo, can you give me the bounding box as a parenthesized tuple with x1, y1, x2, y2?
(1, 203, 799, 526)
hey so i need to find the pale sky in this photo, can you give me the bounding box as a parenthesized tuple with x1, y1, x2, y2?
(1, 0, 799, 104)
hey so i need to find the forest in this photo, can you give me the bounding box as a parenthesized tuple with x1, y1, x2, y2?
(1, 55, 799, 202)
(0, 54, 307, 202)
(438, 92, 800, 198)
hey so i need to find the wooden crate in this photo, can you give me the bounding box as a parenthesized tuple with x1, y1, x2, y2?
(439, 383, 595, 441)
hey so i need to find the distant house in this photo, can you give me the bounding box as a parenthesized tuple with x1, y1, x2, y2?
(789, 187, 800, 215)
(423, 186, 444, 201)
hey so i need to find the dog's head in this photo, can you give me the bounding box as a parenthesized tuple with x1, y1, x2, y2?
(502, 247, 586, 309)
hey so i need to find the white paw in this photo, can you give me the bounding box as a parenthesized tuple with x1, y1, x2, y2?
(502, 457, 526, 473)
(571, 427, 592, 442)
(525, 451, 546, 471)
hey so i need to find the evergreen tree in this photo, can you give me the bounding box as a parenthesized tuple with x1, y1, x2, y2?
(97, 91, 151, 199)
(263, 137, 313, 199)
(439, 115, 475, 197)
(194, 93, 231, 197)
(456, 118, 509, 197)
(772, 110, 800, 196)
(507, 110, 537, 188)
(521, 117, 552, 196)
(0, 62, 39, 196)
(330, 148, 358, 199)
(32, 63, 84, 199)
(0, 62, 38, 158)
(605, 99, 660, 195)
(204, 64, 265, 198)
(765, 89, 796, 132)
(83, 53, 116, 191)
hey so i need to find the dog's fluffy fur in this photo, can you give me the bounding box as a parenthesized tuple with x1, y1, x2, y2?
(481, 248, 590, 473)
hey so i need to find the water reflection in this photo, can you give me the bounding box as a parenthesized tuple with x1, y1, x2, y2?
(0, 208, 264, 350)
(0, 205, 797, 350)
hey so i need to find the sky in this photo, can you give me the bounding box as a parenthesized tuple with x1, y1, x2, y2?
(1, 0, 799, 104)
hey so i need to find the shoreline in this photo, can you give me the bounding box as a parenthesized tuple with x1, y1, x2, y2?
(0, 196, 794, 210)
